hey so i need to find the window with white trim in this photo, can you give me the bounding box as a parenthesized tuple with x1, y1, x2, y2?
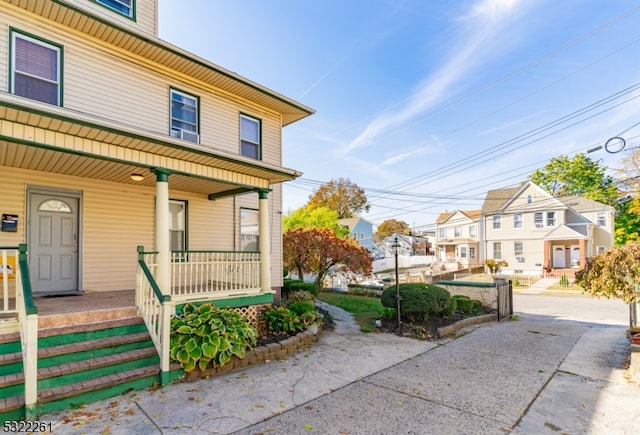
(454, 226, 461, 238)
(493, 242, 502, 259)
(169, 200, 186, 252)
(514, 241, 524, 258)
(469, 247, 476, 259)
(597, 213, 607, 227)
(597, 246, 606, 254)
(534, 212, 543, 228)
(438, 228, 445, 239)
(11, 31, 61, 105)
(240, 208, 259, 251)
(493, 215, 502, 230)
(170, 89, 199, 143)
(513, 213, 523, 229)
(459, 246, 467, 259)
(240, 114, 261, 160)
(96, 0, 133, 18)
(527, 194, 533, 204)
(546, 211, 556, 227)
(469, 225, 476, 238)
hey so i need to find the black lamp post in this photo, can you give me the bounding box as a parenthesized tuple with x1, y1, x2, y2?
(392, 235, 401, 335)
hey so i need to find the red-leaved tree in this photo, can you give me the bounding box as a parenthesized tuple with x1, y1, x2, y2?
(283, 228, 372, 291)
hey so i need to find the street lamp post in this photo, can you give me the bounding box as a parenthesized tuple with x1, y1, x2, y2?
(393, 236, 401, 335)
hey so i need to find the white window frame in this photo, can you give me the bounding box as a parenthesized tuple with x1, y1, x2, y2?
(96, 0, 134, 18)
(534, 212, 543, 228)
(493, 242, 502, 260)
(546, 211, 556, 227)
(513, 213, 523, 229)
(454, 226, 461, 238)
(240, 114, 261, 160)
(596, 246, 606, 254)
(459, 246, 467, 259)
(597, 213, 607, 227)
(11, 31, 62, 106)
(170, 88, 199, 143)
(514, 241, 524, 258)
(493, 215, 502, 230)
(240, 208, 259, 251)
(438, 228, 445, 239)
(469, 246, 476, 259)
(469, 225, 477, 238)
(169, 199, 187, 253)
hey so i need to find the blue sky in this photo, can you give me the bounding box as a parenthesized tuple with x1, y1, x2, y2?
(158, 0, 640, 232)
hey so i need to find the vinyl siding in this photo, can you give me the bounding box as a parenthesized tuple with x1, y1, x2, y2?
(0, 166, 286, 291)
(0, 9, 283, 166)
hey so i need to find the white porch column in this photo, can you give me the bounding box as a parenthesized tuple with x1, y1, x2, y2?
(153, 168, 171, 295)
(258, 189, 272, 293)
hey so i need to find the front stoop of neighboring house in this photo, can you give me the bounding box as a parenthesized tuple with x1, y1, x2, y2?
(0, 314, 182, 421)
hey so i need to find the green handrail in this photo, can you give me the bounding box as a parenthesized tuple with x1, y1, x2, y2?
(138, 259, 171, 303)
(18, 244, 37, 315)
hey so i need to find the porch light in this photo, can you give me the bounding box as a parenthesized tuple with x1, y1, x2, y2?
(130, 173, 145, 182)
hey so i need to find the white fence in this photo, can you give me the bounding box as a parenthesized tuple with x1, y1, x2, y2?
(373, 255, 435, 273)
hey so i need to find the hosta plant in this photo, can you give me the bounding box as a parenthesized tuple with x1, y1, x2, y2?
(260, 306, 305, 335)
(170, 303, 258, 372)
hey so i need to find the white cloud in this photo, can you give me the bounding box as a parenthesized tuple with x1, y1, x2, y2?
(342, 0, 530, 154)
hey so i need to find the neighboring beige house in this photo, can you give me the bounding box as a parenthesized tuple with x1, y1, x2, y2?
(434, 209, 481, 269)
(0, 0, 313, 419)
(481, 181, 615, 275)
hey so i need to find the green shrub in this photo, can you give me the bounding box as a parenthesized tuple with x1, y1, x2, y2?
(170, 303, 258, 372)
(380, 283, 451, 321)
(443, 297, 457, 317)
(287, 301, 316, 316)
(284, 290, 315, 305)
(472, 299, 483, 310)
(282, 278, 304, 299)
(455, 298, 475, 314)
(290, 281, 318, 297)
(452, 294, 471, 300)
(377, 306, 396, 319)
(259, 306, 305, 335)
(559, 274, 570, 286)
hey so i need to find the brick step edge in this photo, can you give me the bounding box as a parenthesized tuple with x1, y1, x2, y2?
(0, 394, 24, 414)
(38, 316, 144, 338)
(38, 366, 159, 403)
(39, 331, 151, 359)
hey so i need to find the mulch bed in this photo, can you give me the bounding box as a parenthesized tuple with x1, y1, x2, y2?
(377, 310, 495, 340)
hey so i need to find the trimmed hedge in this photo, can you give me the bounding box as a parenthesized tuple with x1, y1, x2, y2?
(290, 281, 318, 297)
(381, 283, 451, 321)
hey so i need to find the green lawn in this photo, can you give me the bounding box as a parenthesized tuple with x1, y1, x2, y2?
(317, 291, 383, 331)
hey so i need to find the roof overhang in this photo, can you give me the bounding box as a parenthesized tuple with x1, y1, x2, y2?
(0, 95, 302, 196)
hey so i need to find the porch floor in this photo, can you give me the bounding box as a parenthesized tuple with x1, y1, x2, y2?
(34, 290, 137, 328)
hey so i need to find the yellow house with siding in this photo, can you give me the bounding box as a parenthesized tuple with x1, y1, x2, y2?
(0, 0, 313, 419)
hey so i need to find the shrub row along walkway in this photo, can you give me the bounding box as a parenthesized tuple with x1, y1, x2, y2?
(44, 298, 640, 434)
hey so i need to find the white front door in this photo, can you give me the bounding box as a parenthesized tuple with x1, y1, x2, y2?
(28, 191, 80, 295)
(570, 245, 580, 268)
(553, 246, 566, 268)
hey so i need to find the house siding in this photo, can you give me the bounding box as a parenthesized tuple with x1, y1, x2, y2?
(0, 8, 283, 167)
(0, 166, 285, 292)
(64, 0, 157, 36)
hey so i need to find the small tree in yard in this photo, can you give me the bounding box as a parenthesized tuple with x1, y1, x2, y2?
(576, 242, 640, 328)
(283, 228, 372, 292)
(484, 259, 508, 274)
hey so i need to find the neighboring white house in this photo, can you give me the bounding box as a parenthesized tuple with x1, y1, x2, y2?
(434, 209, 482, 269)
(481, 181, 615, 275)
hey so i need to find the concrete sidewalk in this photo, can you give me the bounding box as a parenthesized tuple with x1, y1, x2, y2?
(44, 300, 640, 434)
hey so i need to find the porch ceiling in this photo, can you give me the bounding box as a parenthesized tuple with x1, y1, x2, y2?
(4, 0, 314, 126)
(0, 140, 243, 195)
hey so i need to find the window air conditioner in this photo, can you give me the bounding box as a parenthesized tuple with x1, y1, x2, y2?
(171, 129, 199, 143)
(515, 255, 524, 262)
(534, 223, 543, 228)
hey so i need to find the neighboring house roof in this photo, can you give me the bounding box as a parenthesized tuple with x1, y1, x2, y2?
(544, 224, 588, 240)
(339, 216, 374, 231)
(557, 196, 614, 213)
(436, 209, 481, 224)
(481, 186, 520, 214)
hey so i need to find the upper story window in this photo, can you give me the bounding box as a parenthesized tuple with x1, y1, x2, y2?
(597, 213, 607, 227)
(469, 225, 477, 238)
(546, 211, 556, 227)
(527, 194, 533, 204)
(170, 89, 199, 143)
(95, 0, 134, 19)
(438, 228, 445, 239)
(513, 213, 523, 229)
(493, 215, 502, 230)
(454, 226, 461, 238)
(240, 114, 261, 160)
(11, 31, 62, 106)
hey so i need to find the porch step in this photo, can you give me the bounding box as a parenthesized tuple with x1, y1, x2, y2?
(0, 314, 179, 421)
